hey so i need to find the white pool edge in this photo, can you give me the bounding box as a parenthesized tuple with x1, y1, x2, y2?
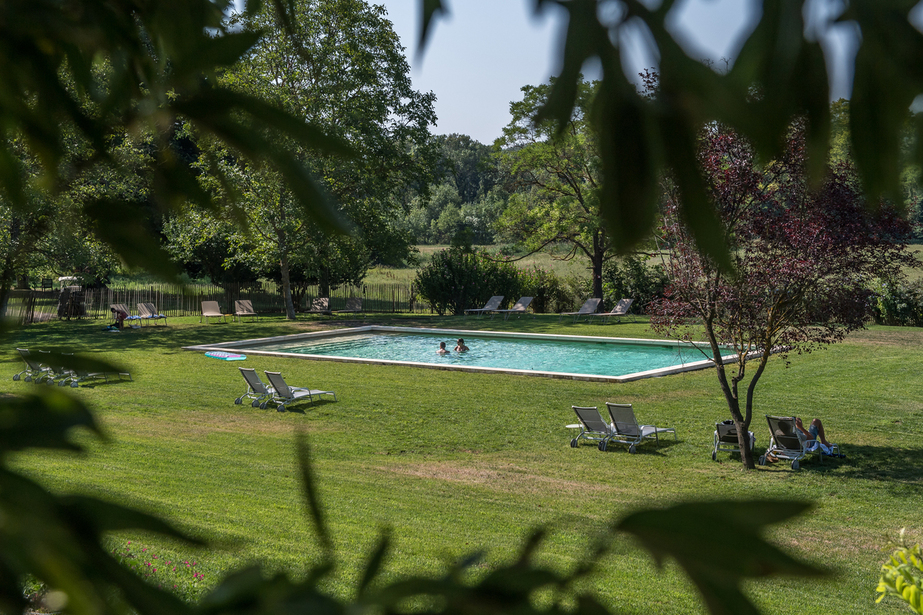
(184, 325, 732, 383)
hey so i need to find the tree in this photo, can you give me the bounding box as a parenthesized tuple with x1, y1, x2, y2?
(421, 1, 923, 266)
(193, 0, 436, 318)
(494, 79, 616, 303)
(650, 124, 913, 469)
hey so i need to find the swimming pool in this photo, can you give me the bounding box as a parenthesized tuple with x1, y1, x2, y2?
(186, 326, 731, 382)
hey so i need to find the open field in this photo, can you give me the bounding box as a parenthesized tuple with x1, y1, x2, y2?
(3, 313, 922, 613)
(366, 245, 599, 285)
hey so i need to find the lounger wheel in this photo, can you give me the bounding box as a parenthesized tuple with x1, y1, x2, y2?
(791, 460, 799, 470)
(12, 374, 19, 381)
(24, 376, 31, 382)
(277, 404, 286, 412)
(70, 382, 79, 388)
(628, 444, 636, 454)
(570, 438, 579, 448)
(251, 400, 260, 408)
(259, 402, 268, 410)
(711, 451, 717, 461)
(234, 397, 242, 405)
(758, 455, 766, 466)
(598, 441, 607, 452)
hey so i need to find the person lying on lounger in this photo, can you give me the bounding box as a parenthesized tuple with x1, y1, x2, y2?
(795, 416, 831, 447)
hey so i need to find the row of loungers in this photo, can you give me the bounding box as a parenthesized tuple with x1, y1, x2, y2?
(235, 367, 336, 412)
(464, 296, 635, 323)
(111, 302, 167, 327)
(12, 348, 132, 387)
(570, 405, 842, 470)
(201, 298, 363, 323)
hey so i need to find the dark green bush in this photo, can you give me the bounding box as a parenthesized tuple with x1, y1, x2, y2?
(870, 279, 923, 327)
(518, 266, 573, 313)
(413, 247, 521, 315)
(602, 256, 669, 314)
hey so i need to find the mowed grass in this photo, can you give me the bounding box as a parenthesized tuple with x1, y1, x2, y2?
(2, 314, 921, 614)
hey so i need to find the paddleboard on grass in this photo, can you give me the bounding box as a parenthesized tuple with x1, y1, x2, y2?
(205, 351, 246, 361)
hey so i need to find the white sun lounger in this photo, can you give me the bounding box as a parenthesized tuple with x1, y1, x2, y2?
(603, 402, 676, 453)
(201, 301, 227, 323)
(264, 371, 337, 412)
(493, 296, 533, 320)
(559, 298, 601, 323)
(236, 367, 274, 408)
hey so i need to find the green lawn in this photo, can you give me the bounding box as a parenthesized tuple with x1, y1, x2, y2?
(3, 314, 921, 614)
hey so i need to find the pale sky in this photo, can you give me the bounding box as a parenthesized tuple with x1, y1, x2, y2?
(379, 0, 857, 145)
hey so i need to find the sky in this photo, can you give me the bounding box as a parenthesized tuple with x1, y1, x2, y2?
(378, 0, 856, 145)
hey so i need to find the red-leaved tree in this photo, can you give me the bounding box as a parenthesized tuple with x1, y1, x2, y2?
(650, 124, 914, 469)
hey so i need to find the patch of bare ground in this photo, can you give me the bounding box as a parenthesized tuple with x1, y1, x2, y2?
(847, 328, 923, 348)
(780, 522, 884, 559)
(374, 460, 616, 496)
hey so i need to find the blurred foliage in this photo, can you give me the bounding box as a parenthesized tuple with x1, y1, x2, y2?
(877, 529, 923, 613)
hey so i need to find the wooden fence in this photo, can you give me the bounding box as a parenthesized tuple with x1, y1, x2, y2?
(5, 282, 430, 325)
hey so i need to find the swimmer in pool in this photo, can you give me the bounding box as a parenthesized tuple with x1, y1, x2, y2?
(437, 341, 450, 355)
(455, 338, 469, 352)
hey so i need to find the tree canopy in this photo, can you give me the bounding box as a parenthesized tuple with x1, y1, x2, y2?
(650, 123, 913, 469)
(494, 79, 614, 303)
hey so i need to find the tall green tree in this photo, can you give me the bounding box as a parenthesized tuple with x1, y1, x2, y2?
(194, 0, 436, 318)
(494, 80, 613, 303)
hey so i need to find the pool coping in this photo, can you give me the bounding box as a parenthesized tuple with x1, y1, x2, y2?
(184, 325, 734, 383)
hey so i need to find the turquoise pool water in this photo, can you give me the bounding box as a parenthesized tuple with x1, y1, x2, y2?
(240, 330, 718, 379)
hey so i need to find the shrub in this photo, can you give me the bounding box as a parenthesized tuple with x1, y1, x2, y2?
(518, 266, 572, 313)
(869, 279, 923, 327)
(413, 246, 521, 315)
(602, 256, 668, 314)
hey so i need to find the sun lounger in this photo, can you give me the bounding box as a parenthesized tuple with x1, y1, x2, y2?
(603, 402, 676, 453)
(758, 415, 841, 470)
(334, 298, 362, 313)
(264, 371, 336, 411)
(13, 348, 52, 383)
(236, 367, 274, 408)
(589, 298, 634, 324)
(110, 303, 142, 328)
(39, 350, 77, 387)
(464, 296, 504, 317)
(234, 299, 257, 322)
(201, 301, 227, 323)
(559, 298, 601, 323)
(712, 419, 755, 461)
(493, 296, 533, 320)
(305, 298, 331, 314)
(570, 406, 617, 449)
(137, 302, 168, 326)
(69, 367, 132, 387)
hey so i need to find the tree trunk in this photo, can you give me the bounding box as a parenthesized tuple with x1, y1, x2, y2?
(704, 317, 756, 469)
(280, 251, 297, 320)
(319, 266, 331, 299)
(592, 234, 605, 308)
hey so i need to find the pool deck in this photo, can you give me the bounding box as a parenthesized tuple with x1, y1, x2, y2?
(184, 325, 733, 383)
